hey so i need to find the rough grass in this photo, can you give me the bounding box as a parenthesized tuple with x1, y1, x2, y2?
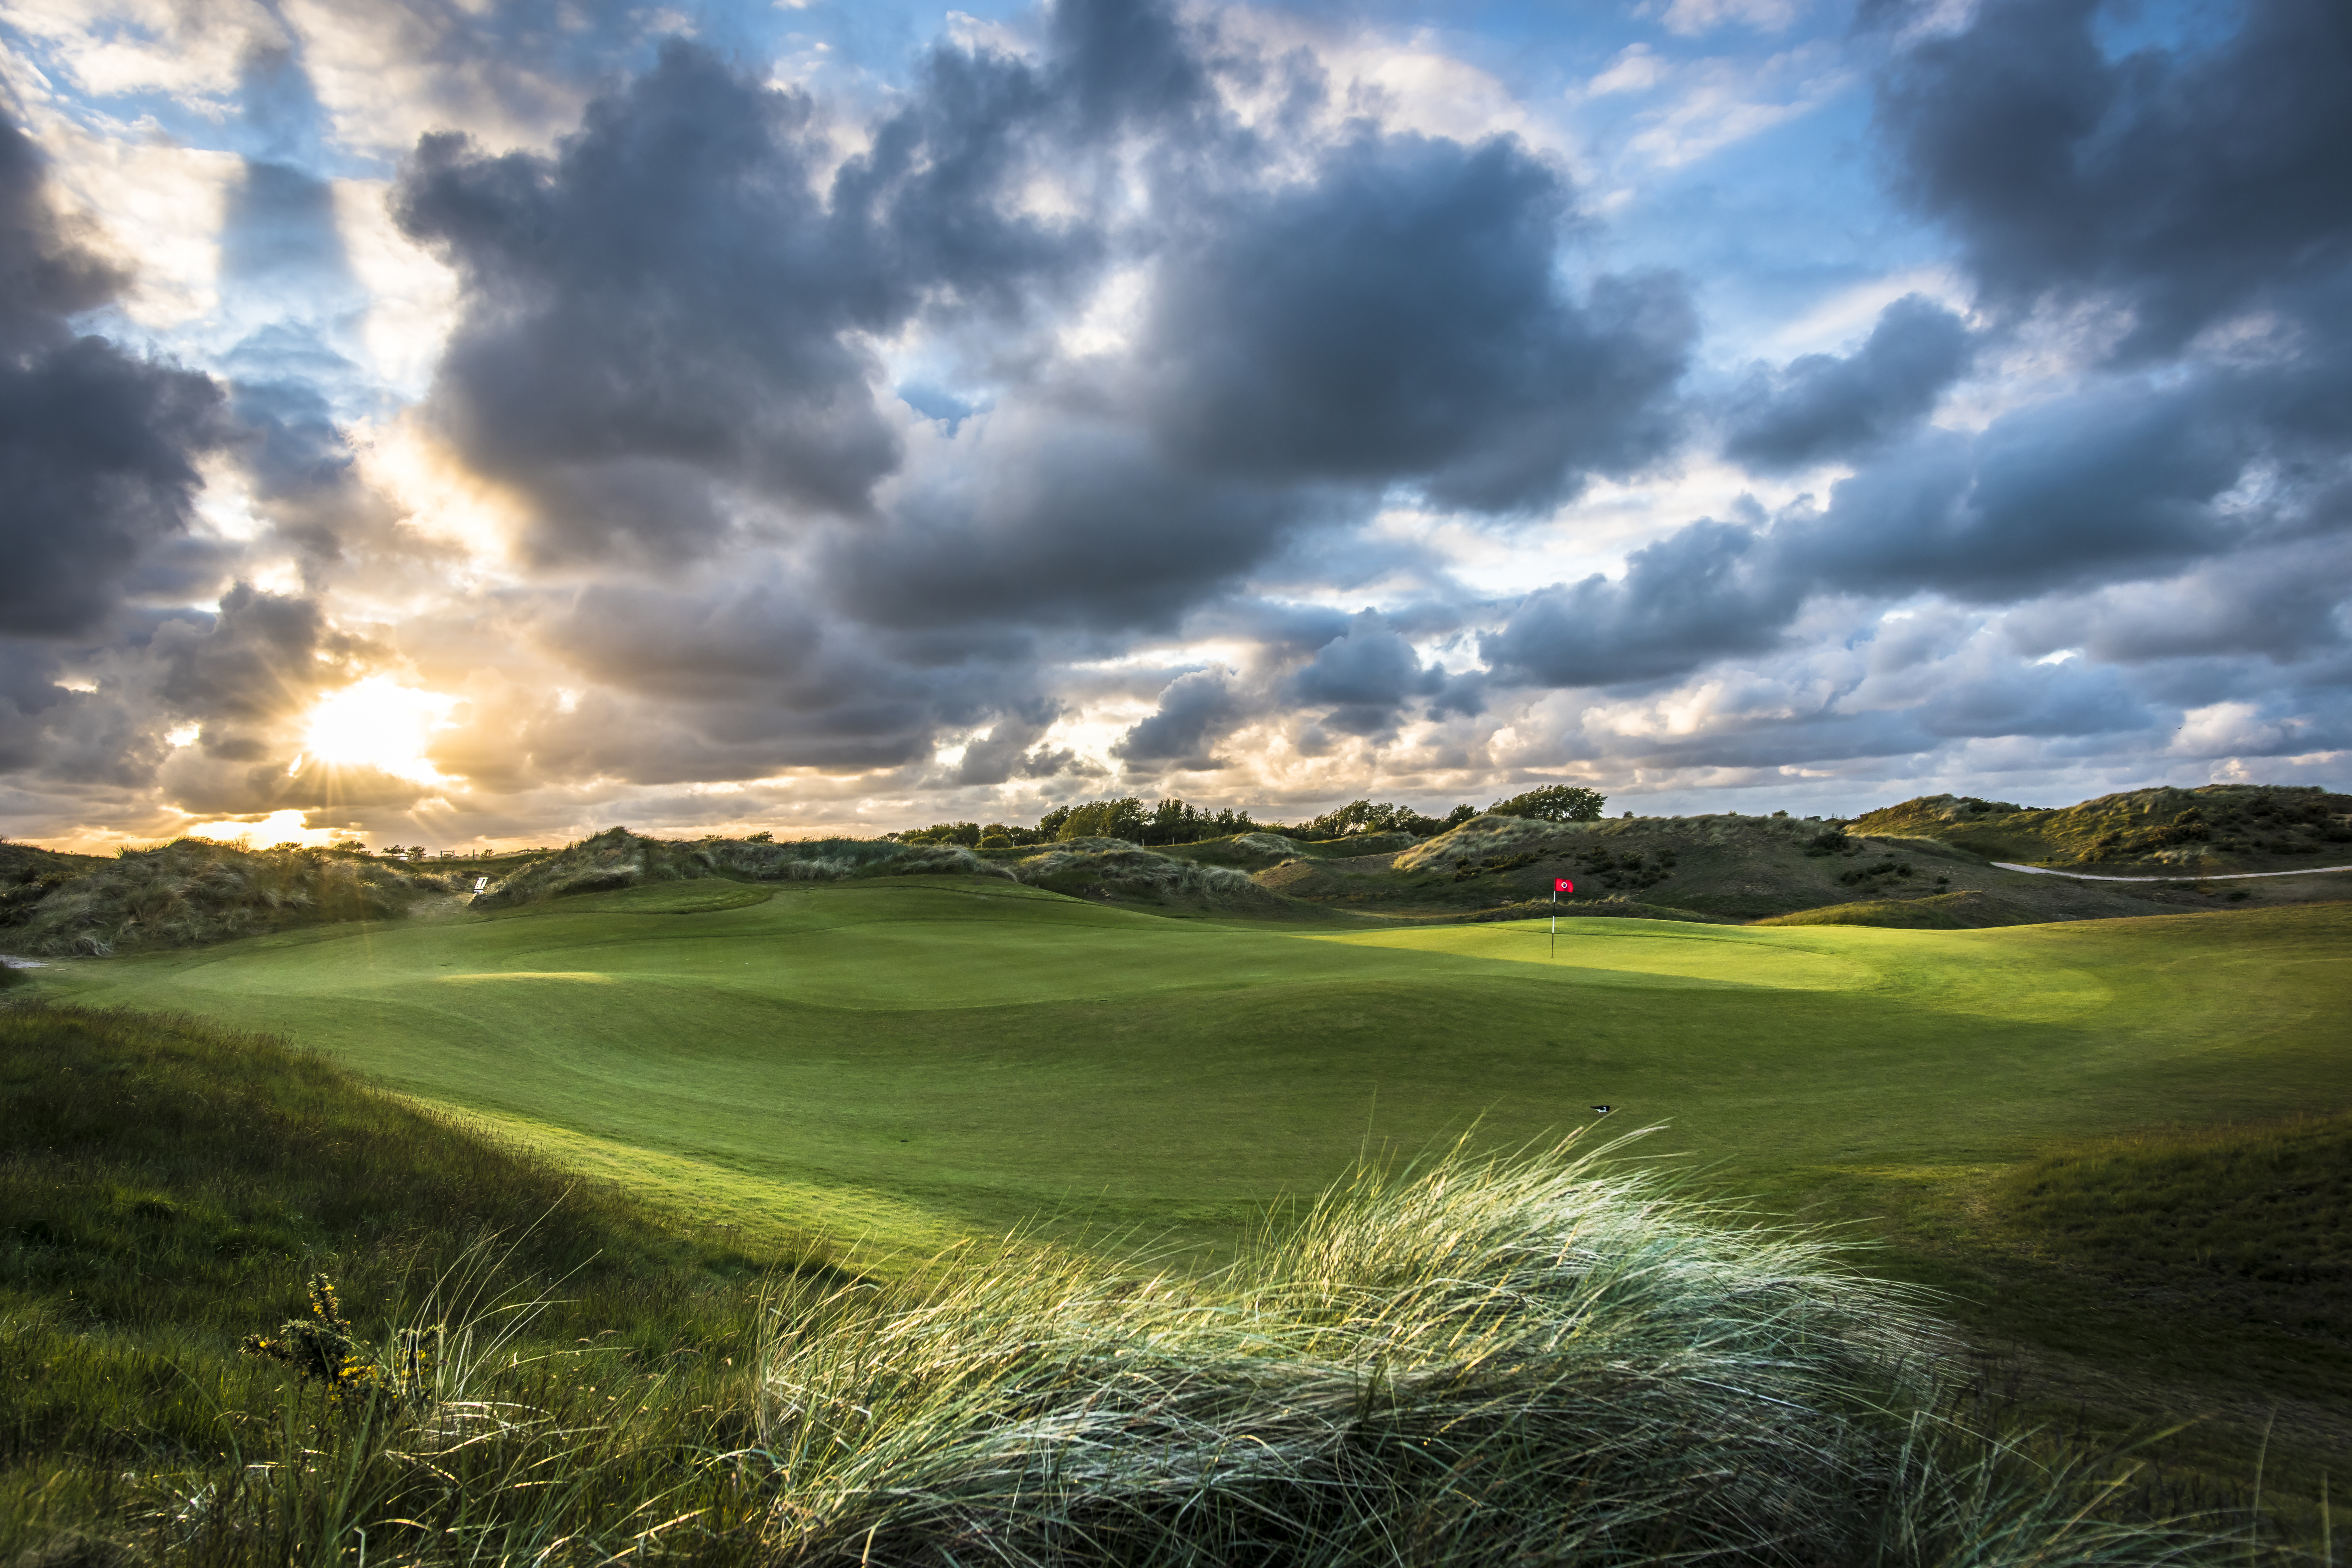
(2000, 1112, 2350, 1308)
(1008, 843, 1285, 912)
(0, 1002, 2276, 1567)
(477, 828, 1306, 918)
(1850, 786, 2352, 874)
(8, 841, 453, 957)
(471, 828, 1001, 907)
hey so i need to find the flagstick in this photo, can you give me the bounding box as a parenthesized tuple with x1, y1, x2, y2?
(1551, 883, 1557, 959)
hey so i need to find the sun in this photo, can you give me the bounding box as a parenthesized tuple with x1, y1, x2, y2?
(302, 677, 458, 782)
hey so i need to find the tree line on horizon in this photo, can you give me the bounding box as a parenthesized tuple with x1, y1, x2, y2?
(886, 786, 1608, 849)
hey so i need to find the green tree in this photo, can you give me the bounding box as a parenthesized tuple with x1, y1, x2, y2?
(1489, 785, 1607, 823)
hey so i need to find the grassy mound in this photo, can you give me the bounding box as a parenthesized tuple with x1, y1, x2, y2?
(0, 1005, 2250, 1566)
(747, 1141, 2200, 1568)
(1851, 785, 2352, 874)
(473, 827, 999, 907)
(1008, 843, 1286, 913)
(7, 840, 454, 956)
(1393, 812, 1582, 872)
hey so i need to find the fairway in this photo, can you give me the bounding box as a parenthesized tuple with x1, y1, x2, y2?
(33, 880, 2352, 1250)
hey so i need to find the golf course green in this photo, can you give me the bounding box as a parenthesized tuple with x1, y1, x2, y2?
(32, 877, 2352, 1257)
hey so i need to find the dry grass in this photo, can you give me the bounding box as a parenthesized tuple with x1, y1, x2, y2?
(11, 842, 452, 956)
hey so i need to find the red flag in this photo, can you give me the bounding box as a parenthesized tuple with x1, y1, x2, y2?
(1555, 878, 1573, 892)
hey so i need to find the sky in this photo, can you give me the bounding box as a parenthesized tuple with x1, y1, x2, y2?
(0, 0, 2346, 851)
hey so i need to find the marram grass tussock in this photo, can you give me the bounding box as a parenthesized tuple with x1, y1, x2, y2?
(744, 1133, 2232, 1565)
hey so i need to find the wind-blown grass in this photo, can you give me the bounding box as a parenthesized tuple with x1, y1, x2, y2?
(473, 827, 1297, 914)
(10, 841, 453, 956)
(1008, 843, 1281, 910)
(745, 1136, 2252, 1567)
(471, 829, 1002, 907)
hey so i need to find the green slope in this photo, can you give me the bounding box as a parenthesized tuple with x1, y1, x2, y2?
(27, 877, 2351, 1251)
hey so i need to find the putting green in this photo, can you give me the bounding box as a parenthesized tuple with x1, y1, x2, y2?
(32, 879, 2352, 1251)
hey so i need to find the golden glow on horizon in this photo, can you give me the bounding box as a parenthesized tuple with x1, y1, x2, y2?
(183, 809, 337, 849)
(303, 676, 459, 782)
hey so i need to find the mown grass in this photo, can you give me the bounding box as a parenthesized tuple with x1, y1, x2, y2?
(1, 1002, 2298, 1566)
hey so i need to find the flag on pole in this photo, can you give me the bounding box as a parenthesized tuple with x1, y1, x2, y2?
(1554, 878, 1573, 893)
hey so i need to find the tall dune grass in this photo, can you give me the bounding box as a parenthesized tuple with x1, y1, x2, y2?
(473, 827, 1284, 912)
(745, 1137, 2243, 1566)
(11, 840, 451, 956)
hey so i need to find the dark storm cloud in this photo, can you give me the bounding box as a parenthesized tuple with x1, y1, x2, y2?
(1496, 354, 2276, 696)
(1282, 610, 1469, 734)
(1136, 131, 1694, 511)
(401, 0, 1695, 623)
(1787, 384, 2243, 601)
(531, 574, 1028, 777)
(1484, 519, 1803, 688)
(393, 45, 898, 556)
(1877, 0, 2352, 358)
(837, 421, 1346, 634)
(394, 34, 1093, 563)
(1722, 294, 1972, 471)
(1112, 669, 1245, 769)
(0, 643, 71, 773)
(0, 115, 230, 639)
(953, 704, 1075, 785)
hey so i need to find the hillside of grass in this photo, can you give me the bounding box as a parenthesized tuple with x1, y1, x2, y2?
(0, 840, 108, 933)
(0, 1002, 820, 1566)
(3, 840, 464, 957)
(476, 826, 1299, 919)
(1851, 784, 2352, 874)
(0, 1001, 2275, 1567)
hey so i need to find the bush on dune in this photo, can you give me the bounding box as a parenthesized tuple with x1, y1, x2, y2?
(11, 840, 450, 956)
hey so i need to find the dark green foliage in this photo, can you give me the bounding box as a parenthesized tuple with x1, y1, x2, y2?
(1054, 797, 1148, 841)
(1838, 856, 1915, 887)
(1281, 799, 1449, 839)
(1805, 827, 1854, 856)
(1487, 784, 1607, 823)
